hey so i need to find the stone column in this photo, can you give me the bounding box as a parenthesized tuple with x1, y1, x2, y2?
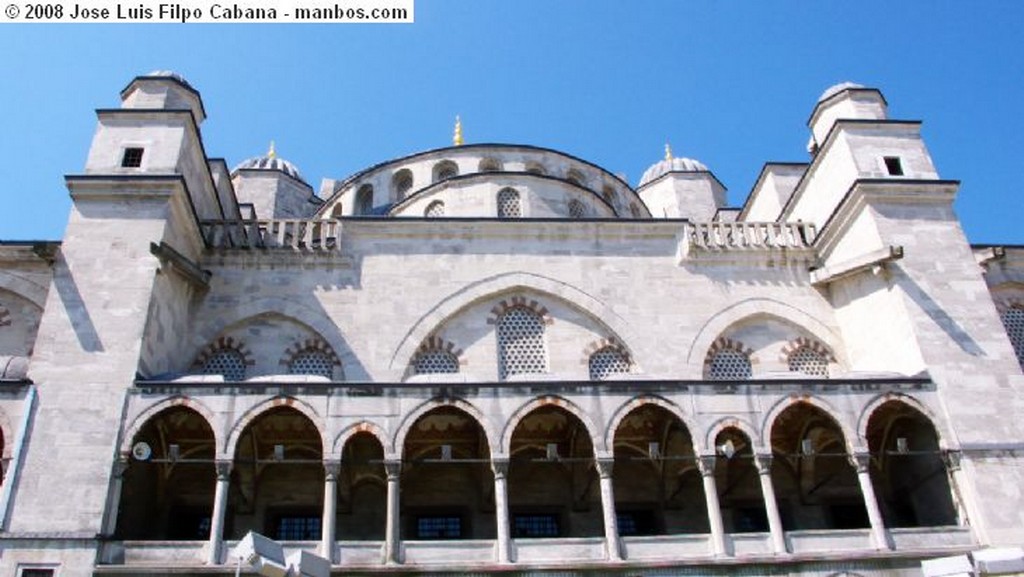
(595, 458, 623, 561)
(491, 458, 512, 564)
(697, 455, 727, 556)
(321, 460, 341, 563)
(942, 450, 971, 527)
(753, 454, 787, 554)
(207, 460, 233, 565)
(850, 453, 889, 550)
(101, 458, 130, 536)
(383, 459, 402, 565)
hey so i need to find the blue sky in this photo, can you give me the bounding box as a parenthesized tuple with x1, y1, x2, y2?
(1, 1, 1021, 243)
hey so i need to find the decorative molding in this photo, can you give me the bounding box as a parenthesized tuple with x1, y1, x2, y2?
(780, 337, 836, 364)
(704, 337, 755, 366)
(486, 296, 553, 325)
(191, 337, 255, 369)
(410, 335, 466, 367)
(279, 337, 342, 367)
(580, 338, 631, 366)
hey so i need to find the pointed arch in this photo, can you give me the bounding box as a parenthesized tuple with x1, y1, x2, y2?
(761, 394, 855, 452)
(225, 396, 326, 458)
(687, 298, 843, 366)
(857, 393, 950, 451)
(704, 416, 764, 455)
(605, 395, 701, 454)
(501, 395, 602, 455)
(333, 420, 390, 457)
(120, 396, 219, 457)
(386, 271, 642, 378)
(393, 397, 495, 458)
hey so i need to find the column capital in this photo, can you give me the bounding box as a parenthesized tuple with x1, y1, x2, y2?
(753, 453, 773, 474)
(942, 450, 962, 471)
(696, 455, 717, 477)
(214, 460, 233, 480)
(323, 459, 341, 480)
(847, 452, 871, 474)
(594, 457, 615, 479)
(491, 458, 510, 478)
(383, 459, 402, 480)
(112, 457, 130, 478)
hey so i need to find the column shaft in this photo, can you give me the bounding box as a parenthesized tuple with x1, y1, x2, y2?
(383, 460, 402, 564)
(492, 459, 512, 564)
(321, 461, 340, 563)
(851, 453, 889, 550)
(595, 458, 622, 561)
(698, 456, 727, 556)
(754, 454, 787, 554)
(207, 461, 232, 565)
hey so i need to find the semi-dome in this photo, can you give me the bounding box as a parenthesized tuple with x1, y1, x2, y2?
(818, 81, 865, 102)
(233, 143, 305, 182)
(639, 156, 709, 188)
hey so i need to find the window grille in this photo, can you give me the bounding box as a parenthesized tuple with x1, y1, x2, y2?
(568, 199, 586, 219)
(289, 350, 334, 379)
(1003, 307, 1024, 367)
(707, 349, 752, 380)
(513, 514, 559, 538)
(121, 147, 144, 168)
(788, 346, 829, 377)
(274, 515, 321, 540)
(415, 350, 459, 374)
(416, 516, 462, 539)
(497, 189, 521, 219)
(202, 349, 246, 381)
(589, 347, 630, 380)
(424, 201, 445, 218)
(497, 307, 547, 379)
(433, 161, 459, 182)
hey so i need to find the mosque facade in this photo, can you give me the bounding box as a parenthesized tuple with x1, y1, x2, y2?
(0, 72, 1022, 576)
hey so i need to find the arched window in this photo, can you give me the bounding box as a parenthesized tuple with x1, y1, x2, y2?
(433, 160, 459, 183)
(568, 199, 586, 219)
(424, 201, 445, 218)
(497, 188, 521, 219)
(355, 184, 374, 215)
(588, 347, 630, 380)
(289, 350, 334, 379)
(629, 203, 641, 218)
(788, 346, 829, 377)
(479, 158, 502, 172)
(497, 307, 547, 379)
(1002, 306, 1024, 367)
(707, 349, 752, 380)
(565, 169, 586, 187)
(392, 169, 414, 201)
(202, 349, 247, 381)
(415, 350, 460, 374)
(525, 162, 546, 176)
(330, 204, 343, 218)
(601, 186, 615, 206)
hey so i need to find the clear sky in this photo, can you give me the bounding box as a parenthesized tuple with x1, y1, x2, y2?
(1, 1, 1021, 243)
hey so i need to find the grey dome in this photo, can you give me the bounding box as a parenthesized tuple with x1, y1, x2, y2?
(639, 156, 709, 187)
(145, 70, 193, 88)
(818, 81, 865, 102)
(234, 154, 305, 183)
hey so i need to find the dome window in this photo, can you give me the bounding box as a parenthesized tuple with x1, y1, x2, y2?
(568, 199, 586, 219)
(289, 350, 334, 379)
(202, 349, 247, 381)
(424, 201, 445, 218)
(479, 158, 502, 172)
(497, 188, 521, 219)
(393, 169, 414, 201)
(706, 349, 752, 380)
(433, 160, 459, 183)
(566, 169, 586, 187)
(355, 184, 374, 215)
(589, 347, 631, 380)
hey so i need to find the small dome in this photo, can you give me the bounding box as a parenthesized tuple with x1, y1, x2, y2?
(145, 70, 193, 88)
(234, 148, 305, 183)
(639, 156, 709, 187)
(818, 81, 864, 102)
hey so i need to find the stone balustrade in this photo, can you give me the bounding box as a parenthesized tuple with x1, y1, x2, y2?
(689, 221, 817, 250)
(201, 219, 340, 251)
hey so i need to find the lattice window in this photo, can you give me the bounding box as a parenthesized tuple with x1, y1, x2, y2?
(589, 347, 630, 380)
(568, 199, 586, 219)
(1003, 307, 1024, 367)
(424, 201, 445, 217)
(433, 161, 459, 182)
(513, 514, 559, 538)
(707, 349, 752, 380)
(497, 307, 547, 379)
(479, 158, 502, 172)
(497, 188, 521, 219)
(202, 349, 247, 381)
(788, 346, 829, 377)
(415, 350, 460, 374)
(289, 350, 334, 379)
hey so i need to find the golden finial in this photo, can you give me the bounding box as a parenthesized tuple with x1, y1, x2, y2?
(268, 141, 276, 159)
(453, 115, 464, 146)
(664, 142, 673, 162)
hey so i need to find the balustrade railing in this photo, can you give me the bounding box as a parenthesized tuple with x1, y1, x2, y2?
(689, 221, 816, 250)
(201, 220, 340, 250)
